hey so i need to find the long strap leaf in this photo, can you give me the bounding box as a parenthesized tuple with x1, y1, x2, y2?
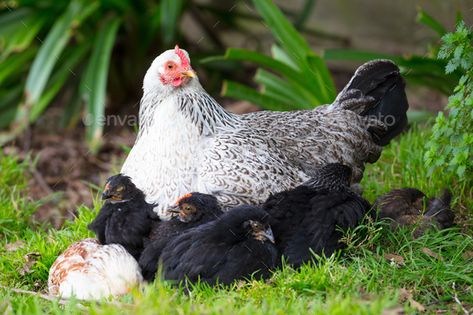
(80, 17, 121, 151)
(23, 0, 83, 107)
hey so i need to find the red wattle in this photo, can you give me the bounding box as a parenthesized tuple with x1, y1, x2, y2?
(172, 77, 183, 87)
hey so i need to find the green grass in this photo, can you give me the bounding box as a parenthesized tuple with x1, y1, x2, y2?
(0, 125, 472, 314)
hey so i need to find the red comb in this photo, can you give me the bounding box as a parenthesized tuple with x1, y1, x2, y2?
(175, 193, 192, 205)
(174, 45, 190, 69)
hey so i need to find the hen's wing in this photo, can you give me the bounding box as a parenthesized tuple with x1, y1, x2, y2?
(197, 129, 309, 209)
(242, 107, 381, 181)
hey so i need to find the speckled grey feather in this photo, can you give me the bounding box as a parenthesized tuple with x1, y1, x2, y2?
(121, 50, 408, 219)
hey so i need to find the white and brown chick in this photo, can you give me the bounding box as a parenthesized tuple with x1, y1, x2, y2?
(48, 238, 142, 300)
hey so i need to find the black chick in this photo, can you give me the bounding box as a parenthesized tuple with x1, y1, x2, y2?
(263, 163, 371, 267)
(374, 188, 454, 237)
(139, 192, 223, 281)
(158, 206, 278, 286)
(88, 174, 157, 260)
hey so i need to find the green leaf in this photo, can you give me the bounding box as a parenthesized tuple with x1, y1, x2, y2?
(221, 80, 289, 111)
(0, 87, 22, 128)
(0, 49, 36, 86)
(306, 54, 336, 102)
(254, 69, 310, 109)
(271, 44, 298, 69)
(416, 10, 447, 36)
(0, 8, 31, 31)
(252, 0, 311, 64)
(293, 0, 317, 30)
(0, 14, 46, 60)
(80, 17, 121, 151)
(161, 0, 186, 45)
(29, 43, 91, 121)
(222, 48, 320, 103)
(23, 0, 84, 108)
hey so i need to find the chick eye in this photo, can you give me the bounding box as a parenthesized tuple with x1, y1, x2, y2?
(250, 221, 260, 228)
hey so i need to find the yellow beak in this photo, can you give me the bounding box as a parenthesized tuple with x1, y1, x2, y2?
(181, 70, 196, 78)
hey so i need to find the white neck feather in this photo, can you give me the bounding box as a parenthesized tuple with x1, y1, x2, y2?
(122, 81, 241, 217)
(138, 81, 240, 139)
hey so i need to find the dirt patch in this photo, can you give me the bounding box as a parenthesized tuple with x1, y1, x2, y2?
(3, 125, 135, 228)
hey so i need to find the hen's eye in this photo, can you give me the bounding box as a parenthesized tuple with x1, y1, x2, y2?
(167, 63, 174, 69)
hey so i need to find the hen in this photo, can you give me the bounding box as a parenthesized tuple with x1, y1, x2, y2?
(121, 46, 409, 218)
(263, 163, 371, 267)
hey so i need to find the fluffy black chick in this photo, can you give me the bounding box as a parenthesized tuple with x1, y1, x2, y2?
(263, 163, 371, 267)
(139, 192, 223, 281)
(158, 206, 278, 286)
(87, 174, 157, 260)
(374, 188, 455, 237)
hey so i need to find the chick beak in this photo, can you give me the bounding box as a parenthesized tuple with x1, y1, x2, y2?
(257, 226, 275, 243)
(263, 227, 275, 243)
(167, 205, 180, 214)
(181, 70, 196, 78)
(101, 190, 112, 200)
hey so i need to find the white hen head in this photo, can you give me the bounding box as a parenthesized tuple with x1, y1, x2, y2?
(143, 45, 199, 96)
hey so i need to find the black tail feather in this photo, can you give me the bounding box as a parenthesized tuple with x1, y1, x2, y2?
(335, 60, 409, 146)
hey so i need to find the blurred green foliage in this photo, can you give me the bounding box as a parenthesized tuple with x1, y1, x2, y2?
(0, 0, 194, 150)
(425, 21, 473, 182)
(203, 0, 337, 110)
(208, 7, 464, 112)
(0, 0, 470, 151)
(324, 10, 463, 96)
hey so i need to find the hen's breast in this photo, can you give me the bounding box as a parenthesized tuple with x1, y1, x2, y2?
(121, 98, 205, 217)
